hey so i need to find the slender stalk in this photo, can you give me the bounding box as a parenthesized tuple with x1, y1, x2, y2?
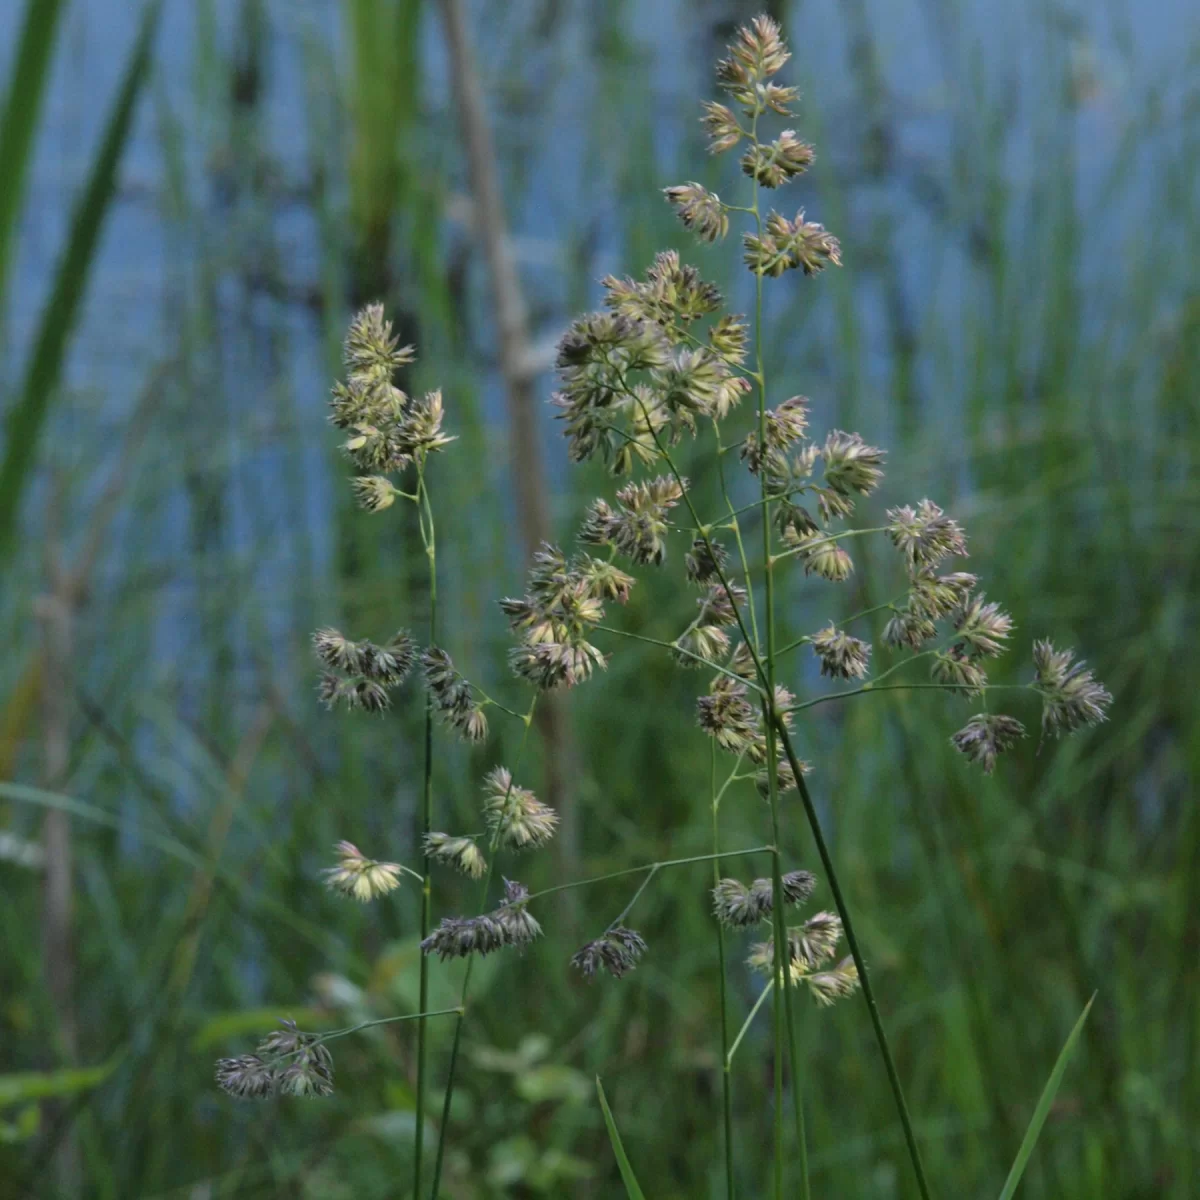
(727, 980, 774, 1065)
(266, 1008, 464, 1067)
(747, 110, 800, 1200)
(714, 418, 761, 654)
(712, 742, 736, 1200)
(776, 594, 906, 658)
(429, 696, 537, 1199)
(414, 465, 437, 1200)
(771, 715, 934, 1200)
(594, 624, 766, 694)
(521, 846, 775, 905)
(787, 681, 1039, 716)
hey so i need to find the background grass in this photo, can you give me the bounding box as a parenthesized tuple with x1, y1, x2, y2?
(0, 0, 1197, 1196)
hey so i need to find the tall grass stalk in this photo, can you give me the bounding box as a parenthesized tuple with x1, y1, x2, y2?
(413, 463, 437, 1200)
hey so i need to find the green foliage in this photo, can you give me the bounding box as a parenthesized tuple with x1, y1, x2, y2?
(596, 1077, 648, 1200)
(0, 0, 162, 561)
(999, 995, 1096, 1200)
(1, 4, 1197, 1199)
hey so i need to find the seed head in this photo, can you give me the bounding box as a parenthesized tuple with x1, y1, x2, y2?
(343, 303, 414, 385)
(1033, 641, 1112, 736)
(215, 1055, 275, 1100)
(806, 957, 861, 1007)
(673, 623, 731, 667)
(717, 16, 790, 110)
(423, 832, 488, 879)
(883, 607, 937, 651)
(708, 315, 749, 365)
(754, 752, 811, 797)
(701, 100, 742, 154)
(351, 475, 398, 513)
(259, 1019, 334, 1097)
(931, 648, 988, 695)
(954, 594, 1013, 659)
(494, 878, 543, 948)
(322, 841, 404, 902)
(713, 870, 816, 927)
(664, 182, 729, 243)
(787, 533, 853, 582)
(697, 674, 759, 757)
(951, 713, 1026, 774)
(810, 624, 872, 679)
(909, 569, 977, 619)
(744, 211, 841, 277)
(685, 537, 729, 585)
(421, 647, 489, 741)
(741, 131, 815, 188)
(822, 430, 885, 497)
(887, 500, 968, 568)
(571, 926, 647, 979)
(482, 767, 559, 851)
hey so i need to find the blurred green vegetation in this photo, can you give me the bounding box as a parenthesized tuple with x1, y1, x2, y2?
(1, 1, 1198, 1197)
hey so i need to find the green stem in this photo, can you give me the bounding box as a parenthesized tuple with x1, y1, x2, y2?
(787, 681, 1039, 716)
(771, 715, 934, 1200)
(747, 111, 797, 1200)
(594, 624, 766, 694)
(414, 463, 437, 1200)
(712, 742, 736, 1200)
(265, 1008, 464, 1068)
(520, 845, 775, 906)
(726, 980, 773, 1065)
(777, 594, 906, 658)
(429, 696, 537, 1198)
(770, 525, 890, 563)
(714, 419, 761, 655)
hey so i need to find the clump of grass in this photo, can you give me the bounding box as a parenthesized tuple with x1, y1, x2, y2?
(212, 16, 1110, 1199)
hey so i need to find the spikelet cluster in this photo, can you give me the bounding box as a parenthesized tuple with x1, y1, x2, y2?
(712, 870, 816, 927)
(571, 926, 648, 979)
(422, 647, 489, 741)
(313, 627, 417, 713)
(502, 544, 622, 690)
(215, 1019, 334, 1099)
(482, 767, 559, 851)
(421, 879, 542, 961)
(322, 841, 404, 902)
(423, 832, 487, 880)
(328, 305, 452, 497)
(747, 914, 860, 1005)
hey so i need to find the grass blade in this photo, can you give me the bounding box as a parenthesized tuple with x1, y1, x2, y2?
(596, 1077, 648, 1200)
(997, 993, 1096, 1200)
(0, 0, 162, 562)
(0, 0, 67, 312)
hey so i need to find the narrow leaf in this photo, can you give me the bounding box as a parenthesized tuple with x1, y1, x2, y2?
(0, 0, 67, 309)
(0, 1058, 118, 1108)
(0, 0, 163, 561)
(997, 993, 1095, 1200)
(596, 1077, 647, 1200)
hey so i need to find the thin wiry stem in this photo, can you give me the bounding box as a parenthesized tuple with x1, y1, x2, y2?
(520, 846, 775, 906)
(714, 418, 761, 655)
(429, 694, 537, 1199)
(713, 741, 736, 1200)
(414, 462, 437, 1200)
(727, 980, 773, 1065)
(787, 681, 1040, 716)
(747, 108, 802, 1200)
(776, 595, 906, 658)
(263, 1009, 464, 1068)
(594, 624, 766, 694)
(771, 715, 934, 1200)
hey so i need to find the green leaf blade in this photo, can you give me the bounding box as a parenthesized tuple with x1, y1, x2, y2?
(596, 1077, 648, 1200)
(998, 992, 1096, 1200)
